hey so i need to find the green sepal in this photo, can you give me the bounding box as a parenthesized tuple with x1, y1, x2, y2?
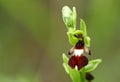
(80, 19, 87, 36)
(80, 19, 91, 47)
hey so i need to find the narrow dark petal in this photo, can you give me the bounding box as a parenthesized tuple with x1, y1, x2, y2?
(74, 34, 79, 38)
(77, 55, 88, 70)
(74, 34, 83, 38)
(88, 50, 91, 55)
(86, 73, 94, 82)
(68, 56, 76, 69)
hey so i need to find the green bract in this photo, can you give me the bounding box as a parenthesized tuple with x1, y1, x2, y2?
(85, 59, 102, 72)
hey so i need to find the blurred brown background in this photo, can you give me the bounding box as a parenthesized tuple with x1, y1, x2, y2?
(0, 0, 120, 82)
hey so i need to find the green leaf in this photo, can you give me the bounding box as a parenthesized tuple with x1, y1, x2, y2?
(84, 59, 102, 72)
(62, 54, 82, 82)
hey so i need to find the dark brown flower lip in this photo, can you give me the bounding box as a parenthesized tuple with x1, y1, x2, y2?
(68, 55, 88, 70)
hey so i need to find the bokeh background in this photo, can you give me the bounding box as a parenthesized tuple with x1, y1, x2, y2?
(0, 0, 120, 82)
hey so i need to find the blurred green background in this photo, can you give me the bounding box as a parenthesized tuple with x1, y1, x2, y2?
(0, 0, 120, 82)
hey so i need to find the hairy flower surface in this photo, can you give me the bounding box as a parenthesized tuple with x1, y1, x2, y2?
(68, 55, 88, 70)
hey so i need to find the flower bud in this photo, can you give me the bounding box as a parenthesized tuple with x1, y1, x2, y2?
(62, 6, 76, 30)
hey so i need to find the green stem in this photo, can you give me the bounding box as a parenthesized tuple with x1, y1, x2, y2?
(80, 68, 86, 82)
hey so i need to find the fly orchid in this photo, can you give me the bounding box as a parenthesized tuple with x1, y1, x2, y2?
(62, 6, 102, 82)
(62, 6, 91, 70)
(68, 33, 91, 70)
